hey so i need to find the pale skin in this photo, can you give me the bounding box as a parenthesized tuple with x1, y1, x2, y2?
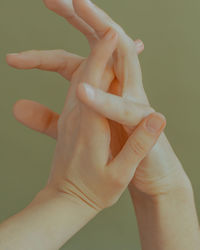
(3, 0, 200, 249)
(0, 28, 166, 249)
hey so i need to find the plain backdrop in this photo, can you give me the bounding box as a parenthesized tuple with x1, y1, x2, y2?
(1, 0, 200, 249)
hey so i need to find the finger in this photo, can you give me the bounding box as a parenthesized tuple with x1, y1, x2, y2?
(107, 113, 166, 182)
(73, 0, 144, 53)
(73, 0, 120, 38)
(50, 0, 145, 53)
(72, 0, 146, 100)
(77, 83, 153, 127)
(13, 100, 59, 139)
(43, 0, 98, 46)
(77, 29, 118, 165)
(135, 39, 144, 55)
(115, 42, 147, 102)
(6, 50, 84, 81)
(80, 37, 143, 94)
(81, 28, 118, 89)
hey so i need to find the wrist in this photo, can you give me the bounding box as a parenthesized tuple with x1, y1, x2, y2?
(0, 186, 100, 250)
(31, 186, 100, 217)
(129, 176, 194, 207)
(26, 186, 100, 248)
(130, 180, 200, 250)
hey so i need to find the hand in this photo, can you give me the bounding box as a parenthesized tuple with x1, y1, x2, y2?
(46, 29, 123, 211)
(69, 0, 192, 198)
(1, 27, 152, 250)
(11, 28, 166, 212)
(3, 2, 198, 249)
(7, 0, 190, 198)
(52, 28, 167, 210)
(1, 29, 166, 250)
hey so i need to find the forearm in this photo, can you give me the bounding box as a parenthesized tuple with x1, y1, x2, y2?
(0, 187, 98, 250)
(129, 185, 200, 250)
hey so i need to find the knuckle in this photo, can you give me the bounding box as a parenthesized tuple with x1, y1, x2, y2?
(128, 137, 147, 158)
(41, 111, 56, 134)
(66, 14, 76, 22)
(112, 22, 124, 34)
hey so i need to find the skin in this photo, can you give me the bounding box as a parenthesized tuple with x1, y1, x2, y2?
(0, 29, 165, 250)
(7, 0, 190, 196)
(6, 0, 200, 249)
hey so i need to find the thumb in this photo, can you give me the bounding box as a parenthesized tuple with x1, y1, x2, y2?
(107, 112, 166, 182)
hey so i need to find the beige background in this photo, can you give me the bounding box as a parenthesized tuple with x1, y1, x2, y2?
(1, 0, 200, 249)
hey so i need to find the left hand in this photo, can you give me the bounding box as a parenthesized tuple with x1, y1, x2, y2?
(0, 29, 167, 250)
(69, 0, 191, 197)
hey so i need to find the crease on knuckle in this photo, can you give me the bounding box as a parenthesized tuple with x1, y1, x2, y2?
(66, 14, 77, 22)
(42, 111, 57, 134)
(129, 138, 146, 158)
(97, 26, 112, 37)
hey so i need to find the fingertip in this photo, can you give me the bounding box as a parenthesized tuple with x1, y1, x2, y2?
(6, 53, 24, 68)
(135, 39, 144, 54)
(135, 39, 144, 48)
(155, 112, 167, 130)
(6, 53, 17, 66)
(13, 99, 29, 121)
(77, 83, 95, 103)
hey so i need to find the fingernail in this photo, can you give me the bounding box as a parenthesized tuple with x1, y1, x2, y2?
(104, 29, 117, 40)
(135, 40, 144, 48)
(145, 113, 166, 134)
(83, 83, 95, 100)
